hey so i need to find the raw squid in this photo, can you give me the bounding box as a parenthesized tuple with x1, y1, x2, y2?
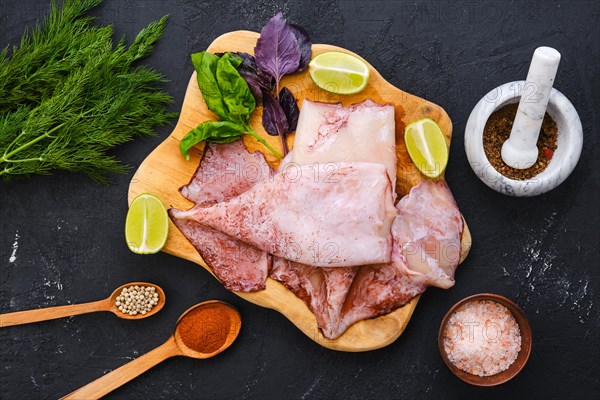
(169, 142, 271, 292)
(334, 179, 464, 338)
(171, 162, 397, 267)
(270, 179, 463, 339)
(281, 100, 462, 337)
(392, 179, 463, 289)
(293, 99, 397, 192)
(169, 98, 464, 339)
(270, 258, 357, 338)
(170, 219, 271, 292)
(180, 140, 271, 205)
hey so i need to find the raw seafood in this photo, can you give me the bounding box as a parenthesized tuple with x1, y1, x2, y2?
(393, 179, 463, 289)
(170, 100, 464, 339)
(170, 142, 271, 292)
(335, 179, 463, 338)
(172, 162, 397, 267)
(179, 140, 271, 205)
(270, 258, 357, 338)
(170, 219, 271, 292)
(273, 179, 463, 339)
(292, 99, 397, 192)
(336, 263, 425, 338)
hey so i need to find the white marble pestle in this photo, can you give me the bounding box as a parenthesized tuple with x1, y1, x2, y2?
(501, 47, 561, 169)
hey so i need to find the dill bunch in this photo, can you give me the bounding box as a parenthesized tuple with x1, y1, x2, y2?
(0, 0, 177, 184)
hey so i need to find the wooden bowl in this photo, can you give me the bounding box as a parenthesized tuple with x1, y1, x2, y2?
(438, 293, 532, 386)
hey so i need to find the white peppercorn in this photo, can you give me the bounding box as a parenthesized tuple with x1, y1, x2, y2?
(115, 285, 160, 316)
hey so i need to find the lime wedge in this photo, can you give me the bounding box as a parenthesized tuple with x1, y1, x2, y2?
(404, 118, 449, 178)
(125, 193, 168, 254)
(308, 51, 370, 94)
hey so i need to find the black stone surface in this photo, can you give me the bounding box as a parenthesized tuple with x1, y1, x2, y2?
(1, 1, 599, 399)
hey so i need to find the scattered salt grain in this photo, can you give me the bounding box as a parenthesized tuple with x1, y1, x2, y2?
(443, 300, 521, 376)
(9, 232, 19, 263)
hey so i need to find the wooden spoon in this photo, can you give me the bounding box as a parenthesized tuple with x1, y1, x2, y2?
(0, 282, 165, 327)
(61, 300, 241, 400)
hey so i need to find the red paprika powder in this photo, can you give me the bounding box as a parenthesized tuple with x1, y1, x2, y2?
(178, 304, 232, 353)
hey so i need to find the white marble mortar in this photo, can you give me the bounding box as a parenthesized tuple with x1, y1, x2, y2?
(464, 80, 583, 196)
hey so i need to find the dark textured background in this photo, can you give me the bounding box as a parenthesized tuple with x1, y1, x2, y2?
(1, 1, 599, 399)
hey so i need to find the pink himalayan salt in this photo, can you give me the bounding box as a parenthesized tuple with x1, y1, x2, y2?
(443, 300, 521, 376)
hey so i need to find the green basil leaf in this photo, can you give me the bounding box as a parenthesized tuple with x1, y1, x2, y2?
(225, 52, 243, 68)
(223, 103, 252, 126)
(179, 120, 244, 160)
(191, 51, 229, 120)
(216, 52, 256, 125)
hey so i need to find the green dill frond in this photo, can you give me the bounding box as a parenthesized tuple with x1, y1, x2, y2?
(0, 0, 176, 184)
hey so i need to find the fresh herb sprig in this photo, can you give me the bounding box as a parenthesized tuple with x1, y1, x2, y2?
(180, 13, 311, 159)
(253, 13, 311, 155)
(180, 51, 282, 160)
(0, 0, 176, 184)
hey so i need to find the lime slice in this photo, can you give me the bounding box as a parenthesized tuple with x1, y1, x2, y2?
(125, 193, 168, 254)
(404, 118, 449, 178)
(308, 51, 370, 94)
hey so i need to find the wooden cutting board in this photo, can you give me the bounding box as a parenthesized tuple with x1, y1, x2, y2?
(129, 31, 471, 352)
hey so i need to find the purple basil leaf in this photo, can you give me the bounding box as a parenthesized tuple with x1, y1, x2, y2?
(242, 75, 264, 103)
(218, 52, 275, 103)
(262, 90, 290, 155)
(262, 90, 289, 137)
(278, 87, 299, 132)
(288, 23, 312, 72)
(232, 52, 274, 104)
(254, 13, 301, 90)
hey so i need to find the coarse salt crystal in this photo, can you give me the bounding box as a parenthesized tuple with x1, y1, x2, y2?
(443, 300, 522, 376)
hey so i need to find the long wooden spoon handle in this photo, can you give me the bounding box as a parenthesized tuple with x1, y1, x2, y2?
(60, 336, 180, 400)
(0, 299, 110, 327)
